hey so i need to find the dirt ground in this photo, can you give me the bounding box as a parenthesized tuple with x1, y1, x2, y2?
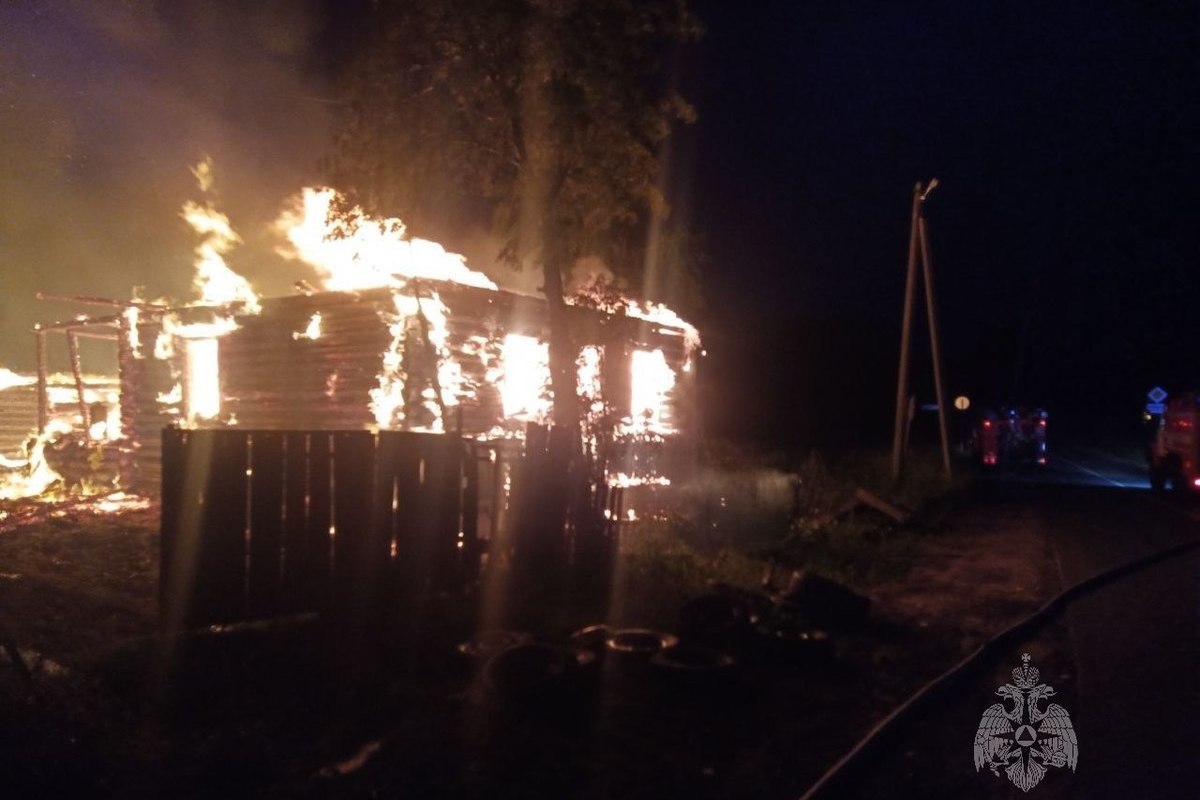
(0, 489, 1061, 799)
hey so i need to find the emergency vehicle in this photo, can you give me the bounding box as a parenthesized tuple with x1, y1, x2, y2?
(1148, 393, 1200, 491)
(978, 407, 1048, 466)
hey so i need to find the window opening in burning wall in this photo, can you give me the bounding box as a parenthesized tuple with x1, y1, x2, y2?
(500, 334, 551, 422)
(183, 337, 220, 422)
(628, 348, 676, 434)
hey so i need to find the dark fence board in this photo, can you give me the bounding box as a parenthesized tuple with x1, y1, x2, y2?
(304, 432, 333, 606)
(422, 435, 463, 591)
(247, 432, 285, 618)
(159, 428, 187, 621)
(331, 431, 378, 614)
(192, 431, 248, 625)
(460, 444, 480, 584)
(281, 432, 312, 612)
(161, 428, 477, 628)
(385, 434, 425, 592)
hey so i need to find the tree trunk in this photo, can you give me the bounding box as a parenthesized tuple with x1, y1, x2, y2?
(541, 253, 581, 434)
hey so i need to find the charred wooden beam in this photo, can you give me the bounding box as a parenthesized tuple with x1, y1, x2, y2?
(35, 313, 122, 331)
(35, 327, 47, 434)
(66, 329, 90, 429)
(65, 330, 119, 341)
(35, 292, 169, 310)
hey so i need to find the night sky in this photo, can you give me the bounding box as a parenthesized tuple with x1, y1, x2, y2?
(2, 1, 1195, 449)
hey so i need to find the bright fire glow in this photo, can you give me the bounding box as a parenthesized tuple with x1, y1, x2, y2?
(624, 300, 702, 353)
(0, 368, 35, 391)
(181, 159, 259, 312)
(274, 188, 497, 292)
(500, 334, 551, 422)
(294, 313, 323, 340)
(123, 306, 143, 359)
(369, 288, 476, 432)
(624, 349, 677, 436)
(151, 159, 264, 427)
(91, 492, 152, 514)
(0, 418, 70, 500)
(577, 345, 603, 415)
(609, 473, 671, 488)
(184, 338, 221, 421)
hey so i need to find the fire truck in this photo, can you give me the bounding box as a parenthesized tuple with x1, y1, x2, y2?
(1148, 393, 1200, 491)
(977, 407, 1048, 466)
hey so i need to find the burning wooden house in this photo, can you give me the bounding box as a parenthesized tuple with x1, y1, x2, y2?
(4, 183, 700, 624)
(123, 281, 698, 486)
(8, 186, 700, 497)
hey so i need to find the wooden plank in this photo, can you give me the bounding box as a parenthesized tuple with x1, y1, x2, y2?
(190, 430, 249, 625)
(304, 432, 334, 609)
(159, 427, 186, 624)
(386, 432, 425, 593)
(422, 435, 462, 591)
(247, 432, 285, 618)
(460, 442, 480, 585)
(374, 430, 404, 582)
(280, 431, 311, 613)
(331, 431, 378, 615)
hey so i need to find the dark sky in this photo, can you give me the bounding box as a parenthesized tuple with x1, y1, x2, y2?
(681, 1, 1197, 445)
(2, 1, 1195, 447)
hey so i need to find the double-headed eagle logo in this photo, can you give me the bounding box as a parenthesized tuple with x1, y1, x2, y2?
(974, 653, 1078, 792)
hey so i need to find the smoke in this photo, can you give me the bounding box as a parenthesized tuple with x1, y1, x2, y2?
(0, 0, 336, 371)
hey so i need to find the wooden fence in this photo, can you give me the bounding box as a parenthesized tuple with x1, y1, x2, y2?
(160, 427, 626, 630)
(160, 429, 473, 628)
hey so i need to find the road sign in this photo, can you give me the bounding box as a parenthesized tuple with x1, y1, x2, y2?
(1146, 402, 1165, 415)
(1148, 386, 1168, 404)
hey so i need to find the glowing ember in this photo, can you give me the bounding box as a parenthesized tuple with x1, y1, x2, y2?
(609, 473, 672, 488)
(274, 187, 497, 292)
(90, 492, 152, 514)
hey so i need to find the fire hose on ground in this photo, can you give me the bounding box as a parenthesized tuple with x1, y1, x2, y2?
(798, 532, 1200, 800)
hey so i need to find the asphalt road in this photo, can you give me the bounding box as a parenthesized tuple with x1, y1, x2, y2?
(815, 448, 1200, 799)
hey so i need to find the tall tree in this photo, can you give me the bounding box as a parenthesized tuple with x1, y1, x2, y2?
(329, 0, 700, 430)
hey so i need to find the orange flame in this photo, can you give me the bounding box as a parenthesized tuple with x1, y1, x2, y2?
(274, 188, 497, 292)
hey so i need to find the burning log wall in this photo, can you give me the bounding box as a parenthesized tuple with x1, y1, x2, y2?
(127, 282, 696, 486)
(0, 384, 39, 455)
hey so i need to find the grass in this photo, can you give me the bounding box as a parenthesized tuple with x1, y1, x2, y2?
(610, 442, 969, 623)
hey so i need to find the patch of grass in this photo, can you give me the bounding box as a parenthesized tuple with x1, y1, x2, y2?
(611, 521, 764, 628)
(607, 443, 967, 618)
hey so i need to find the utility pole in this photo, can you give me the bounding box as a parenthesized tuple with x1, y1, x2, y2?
(891, 179, 952, 483)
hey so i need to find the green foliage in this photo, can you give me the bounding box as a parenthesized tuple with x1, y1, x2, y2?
(329, 0, 701, 427)
(329, 0, 701, 279)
